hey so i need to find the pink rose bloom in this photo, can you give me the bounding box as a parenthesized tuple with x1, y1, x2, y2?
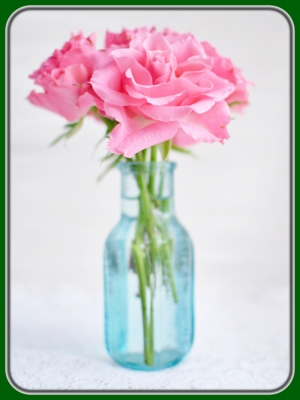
(201, 41, 249, 113)
(105, 27, 156, 48)
(163, 29, 250, 113)
(28, 31, 104, 122)
(90, 27, 248, 157)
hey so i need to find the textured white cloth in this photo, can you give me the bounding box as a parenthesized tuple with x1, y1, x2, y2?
(10, 281, 290, 391)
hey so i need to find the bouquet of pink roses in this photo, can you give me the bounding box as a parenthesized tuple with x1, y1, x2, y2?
(28, 27, 249, 369)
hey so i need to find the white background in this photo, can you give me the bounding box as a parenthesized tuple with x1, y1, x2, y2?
(9, 7, 291, 392)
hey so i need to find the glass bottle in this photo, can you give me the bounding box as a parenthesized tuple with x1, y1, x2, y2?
(103, 162, 194, 371)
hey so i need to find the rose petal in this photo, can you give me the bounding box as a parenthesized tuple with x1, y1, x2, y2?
(105, 103, 179, 156)
(139, 104, 192, 121)
(181, 95, 215, 113)
(91, 67, 145, 106)
(67, 64, 89, 84)
(176, 56, 213, 77)
(202, 71, 235, 101)
(125, 69, 184, 105)
(78, 88, 105, 113)
(108, 120, 179, 157)
(28, 85, 90, 122)
(167, 35, 207, 64)
(111, 48, 150, 84)
(172, 128, 199, 146)
(179, 101, 231, 143)
(144, 32, 170, 52)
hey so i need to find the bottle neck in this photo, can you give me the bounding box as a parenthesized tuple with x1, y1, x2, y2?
(121, 196, 175, 218)
(119, 162, 176, 219)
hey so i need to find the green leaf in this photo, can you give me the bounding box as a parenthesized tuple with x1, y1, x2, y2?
(228, 101, 241, 107)
(93, 135, 108, 152)
(171, 144, 199, 159)
(100, 116, 119, 134)
(90, 136, 110, 162)
(50, 118, 84, 146)
(96, 155, 123, 182)
(90, 106, 101, 117)
(158, 140, 171, 162)
(171, 144, 193, 155)
(90, 106, 118, 134)
(99, 151, 115, 164)
(228, 101, 247, 108)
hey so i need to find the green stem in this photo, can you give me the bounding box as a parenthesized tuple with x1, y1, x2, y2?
(136, 172, 159, 264)
(132, 241, 153, 366)
(132, 150, 179, 366)
(148, 145, 157, 196)
(158, 167, 165, 198)
(150, 145, 157, 162)
(160, 240, 178, 303)
(148, 293, 154, 364)
(133, 152, 158, 365)
(141, 148, 147, 162)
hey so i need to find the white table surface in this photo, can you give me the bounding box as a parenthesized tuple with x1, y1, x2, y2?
(10, 279, 290, 392)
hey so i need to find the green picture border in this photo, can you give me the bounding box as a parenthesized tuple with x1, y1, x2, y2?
(3, 1, 296, 398)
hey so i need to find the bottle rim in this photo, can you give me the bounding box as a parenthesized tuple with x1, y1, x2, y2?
(118, 161, 177, 172)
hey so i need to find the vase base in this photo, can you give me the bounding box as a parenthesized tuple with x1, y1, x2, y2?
(109, 350, 187, 371)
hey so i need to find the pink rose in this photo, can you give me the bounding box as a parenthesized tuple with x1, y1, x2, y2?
(90, 28, 247, 157)
(163, 29, 250, 112)
(28, 31, 104, 122)
(105, 27, 156, 49)
(201, 41, 249, 113)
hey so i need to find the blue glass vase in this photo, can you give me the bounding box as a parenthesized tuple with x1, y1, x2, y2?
(104, 162, 194, 371)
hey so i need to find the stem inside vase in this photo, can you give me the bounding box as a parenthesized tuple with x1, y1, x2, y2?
(132, 150, 178, 365)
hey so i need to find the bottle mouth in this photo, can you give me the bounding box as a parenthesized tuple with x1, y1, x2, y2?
(118, 161, 176, 172)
